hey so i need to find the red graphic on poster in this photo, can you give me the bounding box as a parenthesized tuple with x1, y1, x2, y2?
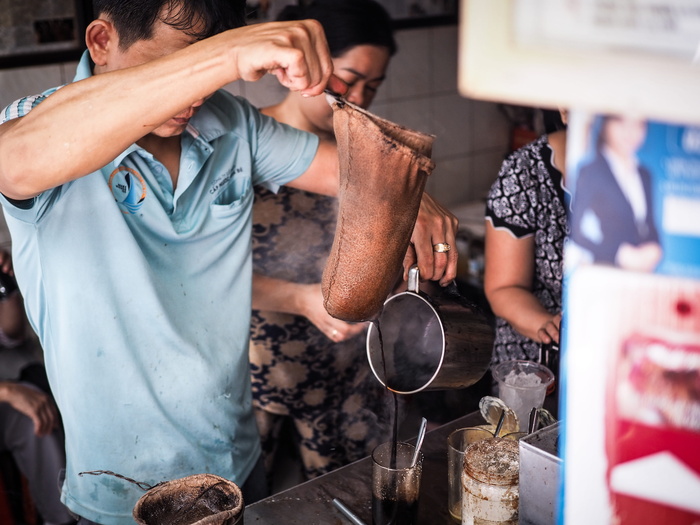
(605, 301, 700, 524)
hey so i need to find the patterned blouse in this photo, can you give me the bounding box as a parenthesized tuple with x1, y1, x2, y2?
(485, 135, 570, 364)
(249, 185, 392, 476)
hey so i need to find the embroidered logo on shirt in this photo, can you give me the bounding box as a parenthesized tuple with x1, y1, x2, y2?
(108, 167, 147, 214)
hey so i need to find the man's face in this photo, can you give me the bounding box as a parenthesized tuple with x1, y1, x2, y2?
(98, 17, 207, 138)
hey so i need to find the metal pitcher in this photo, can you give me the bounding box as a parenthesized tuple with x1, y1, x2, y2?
(366, 266, 494, 394)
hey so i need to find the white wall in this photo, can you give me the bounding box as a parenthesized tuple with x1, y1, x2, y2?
(0, 24, 512, 244)
(220, 25, 512, 209)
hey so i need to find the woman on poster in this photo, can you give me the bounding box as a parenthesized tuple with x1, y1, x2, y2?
(570, 115, 662, 272)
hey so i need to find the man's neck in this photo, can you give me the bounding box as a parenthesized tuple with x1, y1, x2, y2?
(137, 134, 182, 189)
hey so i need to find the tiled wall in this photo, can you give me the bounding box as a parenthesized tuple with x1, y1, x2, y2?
(0, 24, 513, 244)
(222, 25, 513, 208)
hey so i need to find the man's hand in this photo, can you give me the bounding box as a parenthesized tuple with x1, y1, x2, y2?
(403, 192, 459, 287)
(228, 20, 347, 97)
(0, 382, 59, 436)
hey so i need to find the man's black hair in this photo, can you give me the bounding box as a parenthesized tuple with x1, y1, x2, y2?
(93, 0, 247, 49)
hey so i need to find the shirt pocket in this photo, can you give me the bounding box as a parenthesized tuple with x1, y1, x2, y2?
(210, 183, 253, 221)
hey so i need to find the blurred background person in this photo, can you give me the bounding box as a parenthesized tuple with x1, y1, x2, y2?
(249, 0, 400, 486)
(0, 248, 74, 525)
(484, 111, 569, 366)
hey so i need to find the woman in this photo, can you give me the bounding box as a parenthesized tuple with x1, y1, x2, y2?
(484, 113, 569, 364)
(570, 115, 661, 272)
(249, 0, 401, 483)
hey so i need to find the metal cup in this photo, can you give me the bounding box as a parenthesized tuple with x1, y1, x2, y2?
(367, 266, 493, 394)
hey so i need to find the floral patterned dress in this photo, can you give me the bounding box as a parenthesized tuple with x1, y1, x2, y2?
(250, 185, 393, 479)
(485, 135, 570, 364)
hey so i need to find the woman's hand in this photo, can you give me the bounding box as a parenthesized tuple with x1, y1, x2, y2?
(252, 274, 366, 341)
(484, 222, 560, 343)
(403, 192, 459, 287)
(297, 283, 367, 341)
(537, 313, 562, 345)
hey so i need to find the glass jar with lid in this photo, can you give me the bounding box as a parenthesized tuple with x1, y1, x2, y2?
(461, 438, 519, 525)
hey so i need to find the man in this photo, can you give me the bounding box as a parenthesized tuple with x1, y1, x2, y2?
(0, 249, 74, 525)
(0, 1, 457, 523)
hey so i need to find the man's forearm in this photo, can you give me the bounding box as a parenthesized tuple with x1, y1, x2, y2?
(0, 34, 240, 199)
(0, 20, 335, 199)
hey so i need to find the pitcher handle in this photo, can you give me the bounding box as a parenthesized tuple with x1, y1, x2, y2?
(408, 265, 420, 293)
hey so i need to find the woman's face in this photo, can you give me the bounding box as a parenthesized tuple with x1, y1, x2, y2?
(603, 117, 647, 158)
(301, 44, 391, 135)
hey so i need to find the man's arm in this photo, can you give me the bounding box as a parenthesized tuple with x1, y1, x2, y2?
(0, 20, 338, 200)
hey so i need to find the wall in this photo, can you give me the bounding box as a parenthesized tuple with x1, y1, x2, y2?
(223, 25, 513, 209)
(0, 24, 513, 243)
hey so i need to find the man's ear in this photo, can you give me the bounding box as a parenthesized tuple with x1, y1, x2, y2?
(85, 19, 118, 68)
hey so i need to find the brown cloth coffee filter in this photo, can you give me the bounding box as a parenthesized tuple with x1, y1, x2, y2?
(132, 474, 244, 525)
(322, 95, 436, 322)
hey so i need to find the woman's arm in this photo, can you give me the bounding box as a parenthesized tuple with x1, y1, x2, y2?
(252, 273, 366, 341)
(484, 222, 561, 344)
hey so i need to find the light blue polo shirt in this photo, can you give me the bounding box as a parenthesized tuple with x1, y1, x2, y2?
(1, 52, 319, 524)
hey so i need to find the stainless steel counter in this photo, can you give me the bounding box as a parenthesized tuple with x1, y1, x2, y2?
(245, 411, 484, 524)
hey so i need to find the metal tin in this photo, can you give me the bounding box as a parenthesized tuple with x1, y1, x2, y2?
(461, 438, 519, 525)
(479, 396, 519, 436)
(518, 422, 562, 525)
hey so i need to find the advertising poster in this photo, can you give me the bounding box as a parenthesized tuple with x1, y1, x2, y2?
(562, 113, 700, 524)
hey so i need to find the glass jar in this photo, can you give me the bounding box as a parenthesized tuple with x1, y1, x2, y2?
(461, 438, 519, 525)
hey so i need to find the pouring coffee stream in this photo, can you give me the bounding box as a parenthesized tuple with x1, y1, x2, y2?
(367, 267, 493, 525)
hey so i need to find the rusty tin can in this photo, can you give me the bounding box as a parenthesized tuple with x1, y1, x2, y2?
(461, 438, 519, 525)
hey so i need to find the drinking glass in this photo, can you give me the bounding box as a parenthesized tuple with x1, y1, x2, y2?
(446, 427, 494, 522)
(492, 360, 555, 431)
(371, 441, 423, 525)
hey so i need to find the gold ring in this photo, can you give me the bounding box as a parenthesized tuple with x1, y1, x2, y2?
(433, 243, 451, 253)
